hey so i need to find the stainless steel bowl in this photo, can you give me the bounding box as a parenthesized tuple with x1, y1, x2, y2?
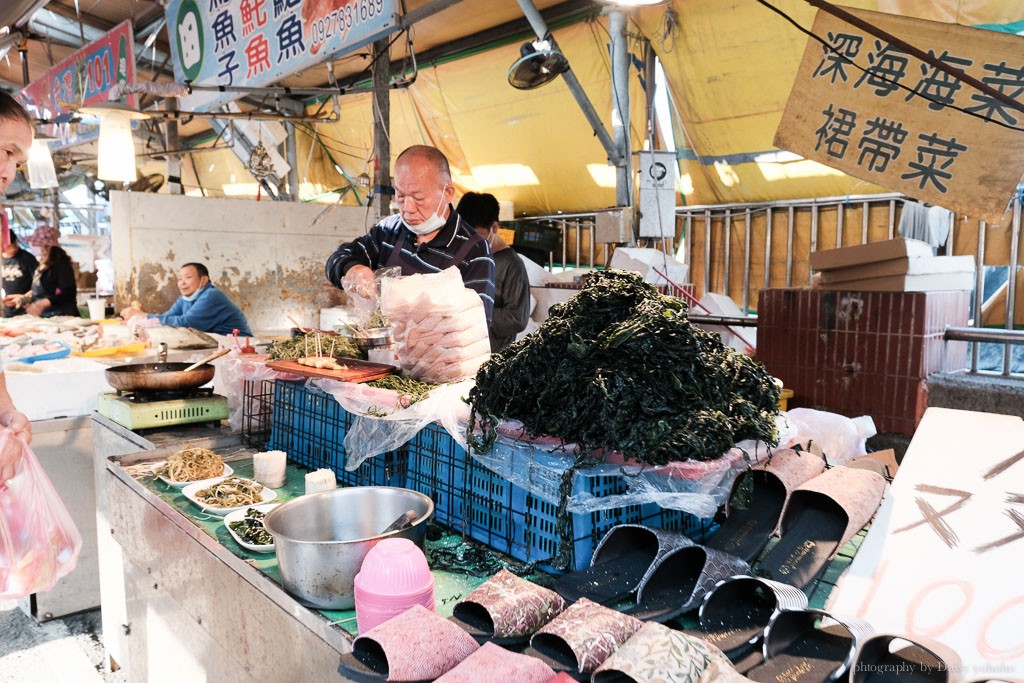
(357, 326, 394, 349)
(263, 486, 433, 609)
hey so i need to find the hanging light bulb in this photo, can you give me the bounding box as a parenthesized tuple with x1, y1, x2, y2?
(27, 137, 58, 189)
(79, 103, 150, 183)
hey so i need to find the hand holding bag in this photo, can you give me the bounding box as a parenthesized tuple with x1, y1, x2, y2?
(0, 429, 82, 599)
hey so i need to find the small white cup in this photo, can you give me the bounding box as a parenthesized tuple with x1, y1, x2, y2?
(253, 450, 287, 488)
(87, 298, 106, 320)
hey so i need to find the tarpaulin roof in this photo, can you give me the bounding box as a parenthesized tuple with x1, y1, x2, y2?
(6, 0, 1024, 214)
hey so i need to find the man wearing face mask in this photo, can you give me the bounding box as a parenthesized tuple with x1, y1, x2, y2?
(326, 145, 496, 322)
(119, 262, 253, 336)
(455, 192, 530, 352)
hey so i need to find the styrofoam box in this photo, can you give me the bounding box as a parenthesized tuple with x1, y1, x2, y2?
(5, 356, 113, 421)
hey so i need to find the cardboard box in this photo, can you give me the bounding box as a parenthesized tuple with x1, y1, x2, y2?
(820, 271, 975, 292)
(810, 237, 934, 271)
(819, 255, 975, 284)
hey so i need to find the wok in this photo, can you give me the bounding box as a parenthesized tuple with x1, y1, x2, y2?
(105, 362, 216, 392)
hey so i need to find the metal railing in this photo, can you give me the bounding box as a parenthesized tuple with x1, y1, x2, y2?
(944, 326, 1024, 380)
(524, 188, 1024, 379)
(516, 213, 600, 270)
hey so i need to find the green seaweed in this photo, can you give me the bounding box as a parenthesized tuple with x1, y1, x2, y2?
(467, 269, 780, 464)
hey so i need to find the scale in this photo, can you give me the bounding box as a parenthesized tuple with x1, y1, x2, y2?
(96, 387, 230, 430)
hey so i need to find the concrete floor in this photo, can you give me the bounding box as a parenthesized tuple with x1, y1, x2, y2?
(0, 600, 125, 683)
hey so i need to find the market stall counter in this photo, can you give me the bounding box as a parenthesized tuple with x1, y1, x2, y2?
(97, 443, 494, 681)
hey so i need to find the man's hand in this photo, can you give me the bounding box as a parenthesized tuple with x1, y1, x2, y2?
(0, 410, 30, 486)
(120, 305, 146, 321)
(342, 265, 375, 302)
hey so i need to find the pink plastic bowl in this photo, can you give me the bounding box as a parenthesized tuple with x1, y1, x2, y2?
(355, 586, 435, 633)
(355, 538, 433, 594)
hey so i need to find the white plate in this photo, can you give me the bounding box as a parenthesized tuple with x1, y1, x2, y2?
(223, 503, 280, 553)
(156, 462, 233, 489)
(181, 477, 277, 516)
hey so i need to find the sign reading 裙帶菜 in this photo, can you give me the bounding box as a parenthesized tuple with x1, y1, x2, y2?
(774, 8, 1024, 226)
(165, 0, 398, 112)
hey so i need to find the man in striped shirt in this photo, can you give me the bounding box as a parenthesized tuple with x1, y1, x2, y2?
(326, 145, 496, 322)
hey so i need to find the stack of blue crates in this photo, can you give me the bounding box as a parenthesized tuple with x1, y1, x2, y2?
(405, 423, 715, 571)
(267, 380, 407, 489)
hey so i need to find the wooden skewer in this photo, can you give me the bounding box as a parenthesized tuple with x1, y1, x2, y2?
(287, 315, 310, 334)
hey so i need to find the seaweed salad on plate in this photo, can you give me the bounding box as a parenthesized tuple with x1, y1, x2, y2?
(467, 269, 780, 465)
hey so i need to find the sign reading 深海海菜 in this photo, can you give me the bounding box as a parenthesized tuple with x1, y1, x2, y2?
(165, 0, 398, 112)
(17, 20, 138, 148)
(774, 8, 1024, 226)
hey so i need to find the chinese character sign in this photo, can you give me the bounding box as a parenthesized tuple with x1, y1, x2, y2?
(17, 21, 138, 148)
(165, 0, 397, 111)
(775, 8, 1024, 226)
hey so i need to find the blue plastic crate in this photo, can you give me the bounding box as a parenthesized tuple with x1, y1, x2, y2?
(268, 380, 407, 488)
(405, 424, 713, 571)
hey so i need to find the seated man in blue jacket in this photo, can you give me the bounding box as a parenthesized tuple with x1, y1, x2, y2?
(120, 262, 253, 336)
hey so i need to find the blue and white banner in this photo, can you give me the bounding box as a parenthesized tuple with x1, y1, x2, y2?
(166, 0, 397, 111)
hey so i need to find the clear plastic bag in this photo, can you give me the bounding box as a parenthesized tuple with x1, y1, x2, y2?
(0, 430, 82, 599)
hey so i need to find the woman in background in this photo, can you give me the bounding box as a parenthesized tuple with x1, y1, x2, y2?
(17, 225, 77, 317)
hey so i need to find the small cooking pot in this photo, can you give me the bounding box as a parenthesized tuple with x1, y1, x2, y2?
(264, 486, 434, 609)
(105, 362, 216, 392)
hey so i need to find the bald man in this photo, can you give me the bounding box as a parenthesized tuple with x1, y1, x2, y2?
(325, 145, 496, 322)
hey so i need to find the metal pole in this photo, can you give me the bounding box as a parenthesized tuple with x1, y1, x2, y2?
(372, 38, 392, 222)
(972, 219, 986, 373)
(575, 218, 582, 268)
(743, 207, 751, 313)
(589, 220, 596, 268)
(809, 204, 818, 286)
(835, 202, 844, 248)
(888, 199, 896, 239)
(786, 206, 795, 287)
(1005, 193, 1021, 375)
(285, 122, 300, 201)
(703, 210, 711, 296)
(164, 98, 183, 195)
(861, 201, 869, 244)
(609, 9, 631, 209)
(723, 209, 732, 299)
(764, 207, 773, 291)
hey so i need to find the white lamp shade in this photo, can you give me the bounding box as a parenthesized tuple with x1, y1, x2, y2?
(27, 138, 58, 189)
(97, 111, 138, 182)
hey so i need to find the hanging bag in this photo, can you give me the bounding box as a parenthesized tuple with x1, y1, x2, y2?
(0, 429, 82, 599)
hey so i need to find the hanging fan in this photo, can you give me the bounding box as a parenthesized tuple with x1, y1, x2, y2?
(507, 39, 569, 90)
(128, 173, 165, 193)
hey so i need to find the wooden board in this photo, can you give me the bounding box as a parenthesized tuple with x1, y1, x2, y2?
(264, 358, 398, 383)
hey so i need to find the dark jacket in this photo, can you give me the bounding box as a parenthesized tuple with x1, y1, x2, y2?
(31, 257, 77, 317)
(2, 247, 38, 317)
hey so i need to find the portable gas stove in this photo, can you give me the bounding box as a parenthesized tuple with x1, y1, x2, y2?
(96, 387, 230, 430)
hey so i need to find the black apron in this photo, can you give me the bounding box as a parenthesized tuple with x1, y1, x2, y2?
(383, 218, 480, 274)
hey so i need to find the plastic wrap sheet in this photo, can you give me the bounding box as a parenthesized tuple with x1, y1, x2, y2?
(468, 419, 795, 519)
(310, 377, 474, 470)
(777, 408, 876, 465)
(217, 353, 300, 432)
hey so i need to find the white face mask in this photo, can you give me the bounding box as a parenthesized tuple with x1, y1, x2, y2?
(402, 186, 448, 236)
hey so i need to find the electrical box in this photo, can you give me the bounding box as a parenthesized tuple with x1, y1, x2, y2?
(594, 208, 634, 243)
(638, 150, 678, 238)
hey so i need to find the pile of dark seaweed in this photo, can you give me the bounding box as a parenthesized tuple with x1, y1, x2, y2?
(468, 269, 780, 465)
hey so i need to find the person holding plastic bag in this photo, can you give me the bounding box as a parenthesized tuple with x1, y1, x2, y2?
(324, 145, 496, 322)
(0, 91, 79, 599)
(0, 90, 35, 477)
